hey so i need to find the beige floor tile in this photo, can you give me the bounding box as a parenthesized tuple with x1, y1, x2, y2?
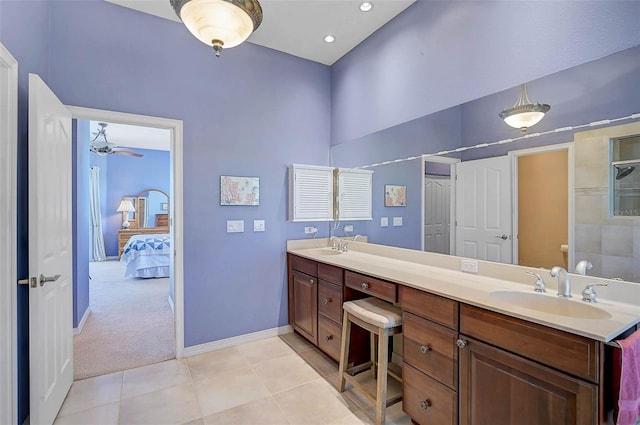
(119, 383, 201, 425)
(298, 348, 339, 376)
(53, 402, 119, 425)
(194, 366, 271, 417)
(58, 371, 123, 417)
(181, 419, 205, 425)
(202, 396, 289, 425)
(122, 359, 192, 399)
(326, 412, 369, 425)
(237, 336, 295, 364)
(253, 353, 321, 394)
(280, 332, 315, 353)
(273, 378, 354, 425)
(186, 347, 251, 382)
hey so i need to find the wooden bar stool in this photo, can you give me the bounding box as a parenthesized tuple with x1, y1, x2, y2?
(338, 297, 403, 425)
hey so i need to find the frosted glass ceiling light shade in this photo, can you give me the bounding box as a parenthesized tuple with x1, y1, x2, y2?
(498, 84, 550, 134)
(170, 0, 263, 57)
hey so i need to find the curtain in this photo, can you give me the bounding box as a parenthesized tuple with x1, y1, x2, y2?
(89, 166, 106, 262)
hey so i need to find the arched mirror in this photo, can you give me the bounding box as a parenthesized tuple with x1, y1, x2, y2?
(135, 189, 169, 228)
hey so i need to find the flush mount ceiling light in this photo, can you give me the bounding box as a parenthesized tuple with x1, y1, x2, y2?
(360, 2, 373, 12)
(324, 34, 336, 43)
(170, 0, 263, 57)
(498, 84, 550, 134)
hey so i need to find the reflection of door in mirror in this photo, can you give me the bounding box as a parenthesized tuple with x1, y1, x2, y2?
(137, 197, 147, 228)
(424, 168, 451, 255)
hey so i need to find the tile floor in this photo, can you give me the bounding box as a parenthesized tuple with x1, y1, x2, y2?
(55, 332, 412, 425)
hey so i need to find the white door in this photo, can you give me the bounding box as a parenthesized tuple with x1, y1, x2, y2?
(424, 175, 451, 254)
(28, 73, 73, 425)
(455, 156, 512, 263)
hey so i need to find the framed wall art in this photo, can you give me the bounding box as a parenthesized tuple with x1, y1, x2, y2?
(385, 184, 406, 207)
(220, 176, 260, 206)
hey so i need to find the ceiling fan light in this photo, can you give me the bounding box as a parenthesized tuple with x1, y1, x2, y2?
(171, 0, 263, 56)
(498, 84, 550, 133)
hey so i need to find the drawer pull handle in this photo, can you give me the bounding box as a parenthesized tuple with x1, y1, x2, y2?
(362, 283, 369, 290)
(323, 298, 331, 304)
(420, 400, 430, 410)
(309, 279, 314, 284)
(325, 335, 333, 342)
(456, 338, 468, 349)
(420, 345, 430, 354)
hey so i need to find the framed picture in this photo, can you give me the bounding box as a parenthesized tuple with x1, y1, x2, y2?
(220, 176, 260, 206)
(385, 184, 406, 207)
(161, 202, 168, 211)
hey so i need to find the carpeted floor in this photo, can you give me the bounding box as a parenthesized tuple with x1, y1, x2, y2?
(73, 260, 175, 380)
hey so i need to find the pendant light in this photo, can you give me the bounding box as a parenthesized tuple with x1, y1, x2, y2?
(498, 84, 550, 134)
(170, 0, 263, 57)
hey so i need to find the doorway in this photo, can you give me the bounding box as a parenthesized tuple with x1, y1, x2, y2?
(66, 106, 185, 373)
(421, 155, 459, 254)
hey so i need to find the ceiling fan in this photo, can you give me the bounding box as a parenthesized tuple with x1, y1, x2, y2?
(89, 122, 144, 157)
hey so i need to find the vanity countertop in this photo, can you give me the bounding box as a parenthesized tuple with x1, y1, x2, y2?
(287, 240, 640, 342)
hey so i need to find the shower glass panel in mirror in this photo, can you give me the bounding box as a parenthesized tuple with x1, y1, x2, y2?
(611, 135, 640, 217)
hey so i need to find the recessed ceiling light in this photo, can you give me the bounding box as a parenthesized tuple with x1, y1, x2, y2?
(324, 34, 335, 43)
(360, 2, 373, 12)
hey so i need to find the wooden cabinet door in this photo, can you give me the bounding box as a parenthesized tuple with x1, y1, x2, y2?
(459, 337, 597, 425)
(293, 270, 317, 344)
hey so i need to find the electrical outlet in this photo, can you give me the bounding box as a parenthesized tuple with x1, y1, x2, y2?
(253, 220, 265, 232)
(460, 259, 479, 273)
(343, 224, 354, 232)
(226, 220, 244, 233)
(393, 217, 403, 226)
(380, 217, 389, 227)
(304, 226, 318, 234)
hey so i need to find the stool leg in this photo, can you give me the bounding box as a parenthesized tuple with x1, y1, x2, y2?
(375, 328, 389, 425)
(370, 333, 377, 378)
(337, 310, 351, 392)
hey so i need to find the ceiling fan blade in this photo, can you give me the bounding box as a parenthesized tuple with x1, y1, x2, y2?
(113, 150, 144, 158)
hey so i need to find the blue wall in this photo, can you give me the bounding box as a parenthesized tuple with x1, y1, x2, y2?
(331, 1, 640, 144)
(72, 120, 90, 329)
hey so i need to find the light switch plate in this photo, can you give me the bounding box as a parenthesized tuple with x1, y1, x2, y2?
(253, 220, 265, 232)
(227, 220, 244, 233)
(381, 217, 389, 227)
(393, 217, 403, 226)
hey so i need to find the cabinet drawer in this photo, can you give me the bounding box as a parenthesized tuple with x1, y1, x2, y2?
(318, 281, 343, 324)
(318, 316, 342, 362)
(403, 363, 457, 425)
(399, 286, 458, 330)
(318, 263, 343, 286)
(403, 312, 458, 390)
(290, 254, 317, 277)
(460, 304, 599, 383)
(345, 271, 396, 303)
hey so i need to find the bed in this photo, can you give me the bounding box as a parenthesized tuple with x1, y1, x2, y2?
(119, 233, 171, 278)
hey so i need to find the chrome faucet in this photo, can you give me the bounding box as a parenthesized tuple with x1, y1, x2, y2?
(329, 236, 340, 250)
(575, 260, 593, 275)
(526, 271, 546, 293)
(353, 234, 363, 242)
(550, 266, 571, 298)
(581, 283, 608, 303)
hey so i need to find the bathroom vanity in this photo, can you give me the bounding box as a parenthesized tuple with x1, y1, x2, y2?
(287, 239, 640, 425)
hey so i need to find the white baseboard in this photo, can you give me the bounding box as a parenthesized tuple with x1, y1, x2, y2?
(183, 325, 293, 357)
(73, 307, 91, 335)
(168, 295, 174, 313)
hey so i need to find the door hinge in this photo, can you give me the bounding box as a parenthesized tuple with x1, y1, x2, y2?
(18, 277, 38, 288)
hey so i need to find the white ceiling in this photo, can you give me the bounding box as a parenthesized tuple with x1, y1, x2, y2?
(104, 0, 415, 65)
(90, 121, 171, 151)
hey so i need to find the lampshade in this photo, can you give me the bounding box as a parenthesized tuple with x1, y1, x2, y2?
(116, 200, 136, 213)
(170, 0, 263, 57)
(498, 84, 550, 134)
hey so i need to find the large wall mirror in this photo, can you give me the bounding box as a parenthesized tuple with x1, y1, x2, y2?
(123, 189, 169, 229)
(330, 46, 640, 284)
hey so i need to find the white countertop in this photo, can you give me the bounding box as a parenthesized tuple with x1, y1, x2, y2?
(287, 240, 640, 342)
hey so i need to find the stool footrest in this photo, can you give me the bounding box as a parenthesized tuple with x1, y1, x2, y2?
(342, 371, 403, 408)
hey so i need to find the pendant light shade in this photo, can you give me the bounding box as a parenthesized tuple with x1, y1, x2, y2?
(498, 84, 550, 134)
(170, 0, 263, 57)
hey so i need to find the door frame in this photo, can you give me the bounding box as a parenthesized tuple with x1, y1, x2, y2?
(0, 42, 18, 425)
(420, 155, 460, 253)
(508, 142, 575, 270)
(65, 106, 185, 358)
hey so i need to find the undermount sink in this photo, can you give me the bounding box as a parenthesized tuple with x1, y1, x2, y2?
(305, 248, 342, 256)
(490, 291, 612, 319)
